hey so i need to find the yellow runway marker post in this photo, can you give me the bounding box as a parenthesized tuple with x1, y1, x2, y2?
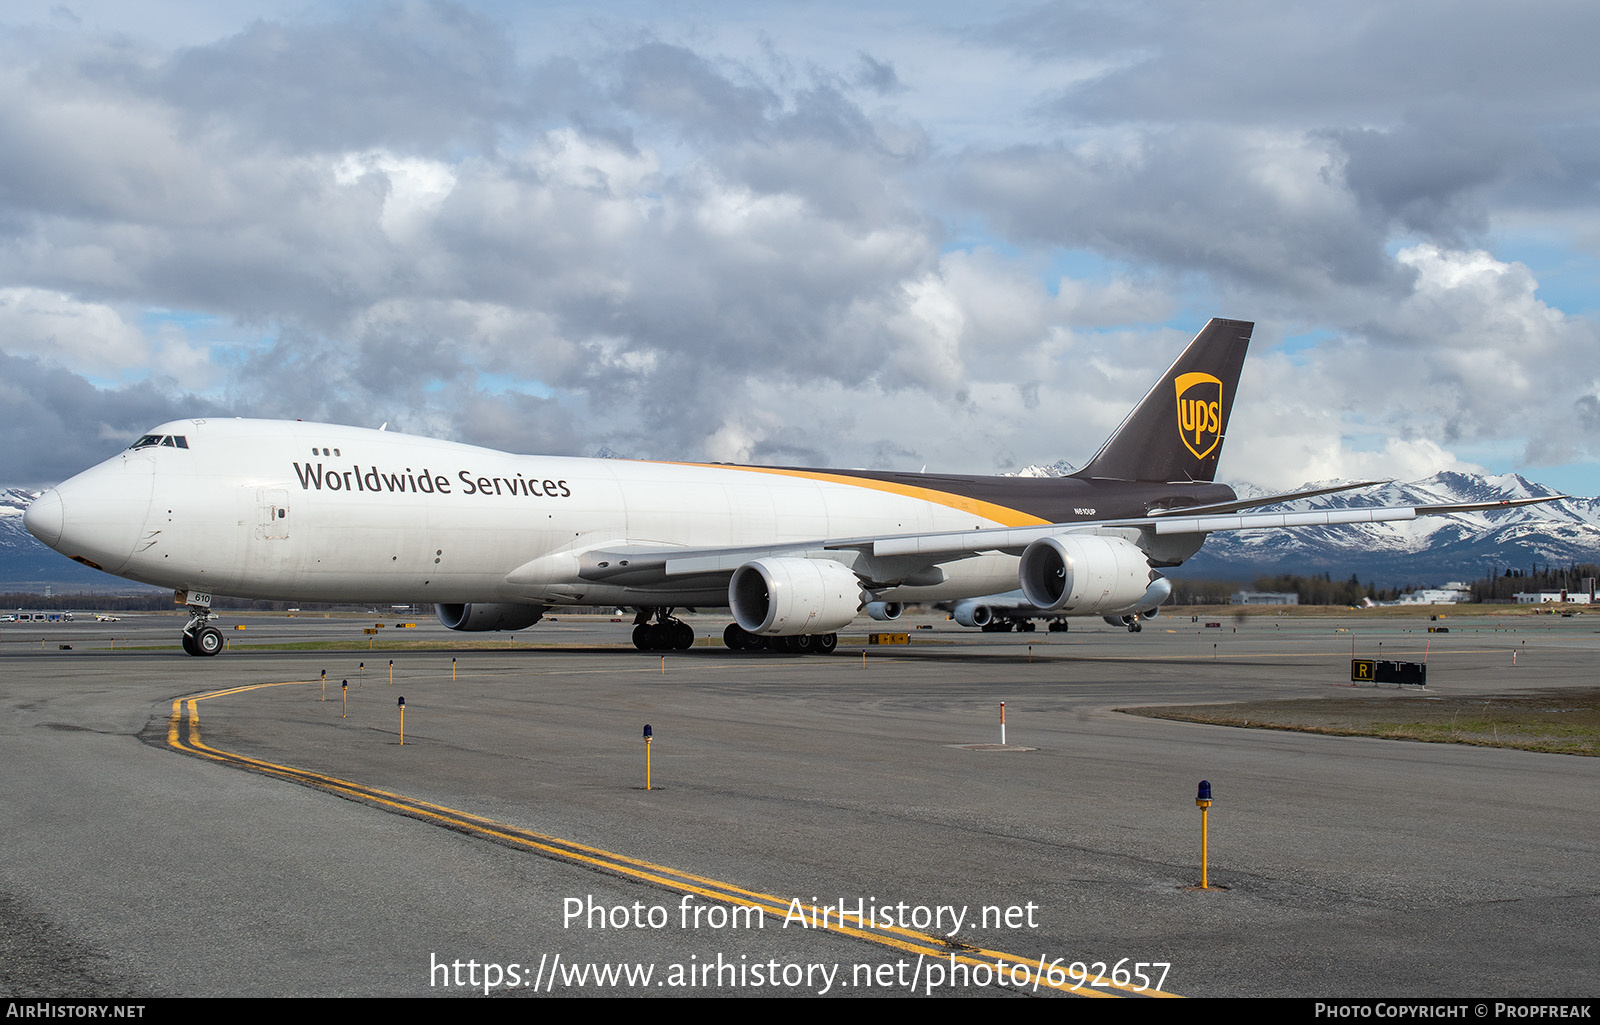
(1195, 780, 1213, 890)
(643, 723, 653, 790)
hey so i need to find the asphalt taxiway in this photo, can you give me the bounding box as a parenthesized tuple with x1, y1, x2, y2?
(1, 610, 1595, 997)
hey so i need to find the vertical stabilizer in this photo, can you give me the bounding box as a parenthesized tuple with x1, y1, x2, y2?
(1075, 318, 1252, 483)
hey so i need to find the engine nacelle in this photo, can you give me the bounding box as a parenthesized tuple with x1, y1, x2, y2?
(436, 602, 545, 632)
(729, 557, 866, 636)
(1135, 577, 1171, 616)
(951, 600, 994, 628)
(865, 601, 903, 622)
(1018, 534, 1154, 614)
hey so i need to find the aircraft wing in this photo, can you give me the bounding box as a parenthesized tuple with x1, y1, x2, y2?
(573, 544, 821, 583)
(572, 495, 1565, 580)
(843, 494, 1565, 559)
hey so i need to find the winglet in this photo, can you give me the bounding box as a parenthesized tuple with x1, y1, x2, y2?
(1075, 318, 1253, 483)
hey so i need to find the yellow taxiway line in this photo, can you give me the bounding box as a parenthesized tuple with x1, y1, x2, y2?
(168, 679, 1178, 998)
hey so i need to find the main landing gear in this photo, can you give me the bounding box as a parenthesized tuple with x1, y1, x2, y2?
(632, 608, 695, 651)
(630, 609, 839, 655)
(722, 623, 838, 654)
(181, 607, 224, 657)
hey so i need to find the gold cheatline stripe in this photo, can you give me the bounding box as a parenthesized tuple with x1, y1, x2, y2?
(657, 462, 1052, 529)
(168, 681, 1179, 998)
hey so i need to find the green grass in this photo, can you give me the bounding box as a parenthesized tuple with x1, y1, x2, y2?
(1121, 690, 1600, 756)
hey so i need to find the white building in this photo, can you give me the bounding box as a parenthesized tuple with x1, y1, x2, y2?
(1231, 591, 1298, 605)
(1397, 583, 1473, 604)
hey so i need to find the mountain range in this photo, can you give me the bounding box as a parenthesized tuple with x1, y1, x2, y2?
(4, 472, 1597, 592)
(1011, 466, 1600, 585)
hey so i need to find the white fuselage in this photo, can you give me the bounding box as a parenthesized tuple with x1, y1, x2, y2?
(33, 418, 1027, 607)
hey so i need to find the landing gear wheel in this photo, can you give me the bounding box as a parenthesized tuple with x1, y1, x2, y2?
(724, 623, 747, 651)
(815, 633, 838, 654)
(633, 609, 696, 652)
(181, 632, 199, 656)
(1128, 621, 1142, 633)
(195, 627, 224, 656)
(792, 633, 814, 653)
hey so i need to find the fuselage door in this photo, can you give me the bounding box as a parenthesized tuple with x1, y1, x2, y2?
(258, 489, 290, 540)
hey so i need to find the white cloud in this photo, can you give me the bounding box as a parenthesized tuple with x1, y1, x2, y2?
(0, 2, 1596, 497)
(1225, 243, 1600, 487)
(0, 288, 214, 386)
(0, 288, 147, 372)
(333, 150, 458, 242)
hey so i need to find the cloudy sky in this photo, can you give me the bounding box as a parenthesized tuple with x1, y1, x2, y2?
(3, 0, 1597, 495)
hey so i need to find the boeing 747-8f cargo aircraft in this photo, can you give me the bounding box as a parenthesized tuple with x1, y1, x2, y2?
(22, 319, 1555, 656)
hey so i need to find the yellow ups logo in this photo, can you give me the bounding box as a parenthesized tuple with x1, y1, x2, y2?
(1174, 372, 1223, 460)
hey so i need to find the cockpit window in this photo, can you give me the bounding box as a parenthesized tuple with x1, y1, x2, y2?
(129, 434, 189, 450)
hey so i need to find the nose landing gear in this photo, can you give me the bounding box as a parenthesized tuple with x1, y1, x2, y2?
(178, 592, 224, 656)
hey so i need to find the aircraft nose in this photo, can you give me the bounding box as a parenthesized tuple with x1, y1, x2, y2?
(24, 488, 64, 548)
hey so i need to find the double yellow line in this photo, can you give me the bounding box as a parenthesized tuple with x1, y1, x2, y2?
(169, 681, 1177, 998)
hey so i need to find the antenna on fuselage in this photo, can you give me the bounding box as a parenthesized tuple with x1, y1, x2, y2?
(378, 422, 388, 431)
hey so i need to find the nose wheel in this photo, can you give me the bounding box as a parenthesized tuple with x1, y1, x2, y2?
(182, 607, 224, 656)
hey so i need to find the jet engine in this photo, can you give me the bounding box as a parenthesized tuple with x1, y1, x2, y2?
(1018, 534, 1154, 614)
(950, 600, 994, 628)
(729, 557, 866, 636)
(436, 602, 546, 632)
(865, 601, 903, 621)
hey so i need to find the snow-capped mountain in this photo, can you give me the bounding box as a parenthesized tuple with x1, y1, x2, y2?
(1009, 460, 1076, 478)
(1182, 472, 1600, 584)
(991, 467, 1598, 585)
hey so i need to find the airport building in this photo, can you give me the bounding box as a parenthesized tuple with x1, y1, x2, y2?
(1513, 591, 1593, 604)
(1230, 591, 1299, 605)
(1395, 583, 1473, 604)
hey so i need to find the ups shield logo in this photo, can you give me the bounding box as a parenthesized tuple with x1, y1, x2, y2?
(1174, 372, 1223, 460)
